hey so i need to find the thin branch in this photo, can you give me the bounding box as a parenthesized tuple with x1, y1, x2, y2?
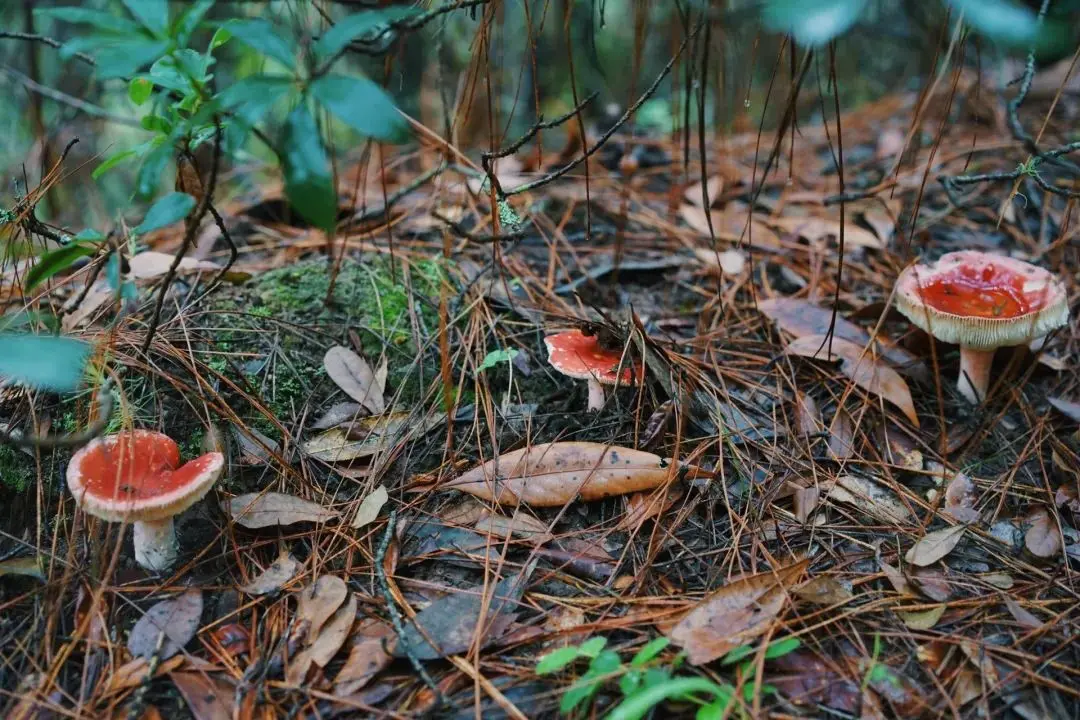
(0, 65, 141, 128)
(0, 30, 96, 65)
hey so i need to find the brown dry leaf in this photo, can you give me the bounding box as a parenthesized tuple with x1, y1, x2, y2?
(979, 572, 1014, 590)
(229, 425, 279, 466)
(828, 408, 855, 461)
(618, 485, 683, 531)
(229, 492, 340, 529)
(169, 672, 232, 720)
(323, 346, 386, 416)
(311, 402, 363, 430)
(880, 559, 915, 596)
(297, 576, 348, 640)
(444, 442, 677, 507)
(786, 335, 918, 427)
(1004, 598, 1043, 629)
(943, 471, 981, 524)
(905, 525, 967, 567)
(899, 604, 946, 630)
(669, 559, 808, 665)
(952, 667, 982, 707)
(310, 593, 357, 667)
(474, 509, 552, 543)
(862, 208, 897, 244)
(910, 567, 952, 602)
(768, 650, 862, 715)
(239, 551, 299, 596)
(128, 589, 203, 661)
(829, 475, 914, 525)
(793, 575, 853, 605)
(108, 656, 185, 692)
(128, 252, 220, 280)
(769, 214, 882, 250)
(683, 175, 723, 206)
(679, 205, 783, 248)
(794, 391, 822, 437)
(693, 247, 746, 276)
(62, 282, 112, 331)
(305, 411, 446, 462)
(0, 555, 45, 581)
(793, 486, 820, 524)
(1024, 506, 1061, 558)
(351, 485, 388, 529)
(334, 619, 395, 695)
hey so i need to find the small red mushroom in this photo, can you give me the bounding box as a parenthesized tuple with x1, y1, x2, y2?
(67, 430, 224, 571)
(544, 329, 644, 411)
(895, 251, 1069, 403)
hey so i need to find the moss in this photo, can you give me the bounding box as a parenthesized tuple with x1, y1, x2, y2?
(0, 445, 33, 493)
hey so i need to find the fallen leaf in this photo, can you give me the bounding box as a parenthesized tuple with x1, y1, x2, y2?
(239, 551, 299, 595)
(768, 650, 861, 714)
(909, 567, 952, 602)
(0, 555, 45, 581)
(943, 471, 981, 524)
(444, 442, 677, 506)
(311, 402, 363, 430)
(979, 572, 1014, 590)
(304, 411, 446, 462)
(108, 656, 184, 692)
(905, 525, 967, 567)
(334, 619, 395, 695)
(129, 252, 220, 280)
(828, 408, 855, 461)
(1048, 397, 1080, 424)
(618, 485, 683, 531)
(794, 391, 822, 437)
(296, 576, 348, 641)
(679, 205, 783, 248)
(769, 214, 882, 250)
(324, 346, 385, 415)
(693, 247, 747, 275)
(309, 592, 357, 667)
(128, 589, 203, 661)
(1024, 506, 1061, 558)
(786, 335, 918, 427)
(793, 575, 853, 605)
(862, 207, 897, 244)
(474, 509, 553, 543)
(1004, 598, 1043, 629)
(229, 425, 279, 465)
(669, 560, 808, 665)
(395, 561, 535, 660)
(351, 486, 388, 529)
(899, 604, 946, 630)
(858, 659, 926, 715)
(793, 487, 820, 524)
(169, 672, 232, 720)
(829, 475, 914, 525)
(879, 559, 915, 596)
(229, 492, 340, 529)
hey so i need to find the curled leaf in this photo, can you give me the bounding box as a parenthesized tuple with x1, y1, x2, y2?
(239, 551, 299, 596)
(1024, 506, 1061, 558)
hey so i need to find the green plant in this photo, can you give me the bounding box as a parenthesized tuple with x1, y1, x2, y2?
(536, 635, 802, 719)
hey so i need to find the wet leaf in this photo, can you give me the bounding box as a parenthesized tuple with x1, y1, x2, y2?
(0, 555, 45, 581)
(311, 401, 363, 430)
(334, 619, 395, 695)
(169, 672, 232, 720)
(323, 346, 385, 415)
(128, 589, 203, 661)
(793, 575, 853, 605)
(310, 592, 357, 667)
(943, 471, 981, 524)
(351, 485, 388, 529)
(1004, 598, 1042, 629)
(905, 525, 966, 567)
(297, 576, 348, 641)
(229, 492, 340, 529)
(474, 509, 553, 543)
(786, 334, 918, 427)
(444, 442, 677, 506)
(1024, 507, 1061, 558)
(899, 604, 946, 630)
(829, 475, 913, 525)
(395, 561, 535, 660)
(239, 551, 299, 595)
(669, 560, 808, 665)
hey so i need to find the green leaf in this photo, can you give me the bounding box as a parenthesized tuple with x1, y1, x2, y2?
(92, 149, 138, 179)
(136, 141, 173, 199)
(309, 73, 409, 143)
(761, 0, 868, 46)
(129, 77, 153, 105)
(173, 48, 213, 83)
(36, 7, 141, 34)
(149, 56, 194, 94)
(946, 0, 1052, 47)
(560, 650, 621, 715)
(59, 35, 120, 61)
(607, 678, 732, 720)
(763, 637, 801, 660)
(140, 114, 173, 134)
(135, 192, 195, 234)
(620, 669, 643, 696)
(174, 0, 216, 46)
(25, 244, 97, 292)
(209, 27, 232, 50)
(225, 19, 296, 70)
(695, 689, 735, 720)
(281, 105, 337, 231)
(536, 646, 582, 675)
(75, 229, 106, 242)
(721, 644, 756, 666)
(312, 7, 420, 63)
(0, 334, 90, 392)
(96, 39, 170, 79)
(477, 348, 518, 373)
(215, 74, 294, 126)
(121, 0, 169, 37)
(578, 636, 607, 659)
(630, 637, 671, 668)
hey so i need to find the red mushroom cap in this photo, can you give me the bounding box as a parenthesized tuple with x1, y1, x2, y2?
(544, 329, 644, 386)
(895, 251, 1068, 350)
(67, 430, 224, 523)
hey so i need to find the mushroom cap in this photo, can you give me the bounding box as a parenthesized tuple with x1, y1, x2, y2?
(895, 251, 1069, 350)
(544, 329, 644, 386)
(67, 429, 224, 523)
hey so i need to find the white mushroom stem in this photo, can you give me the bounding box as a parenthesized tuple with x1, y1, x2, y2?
(957, 348, 995, 404)
(586, 377, 605, 412)
(133, 518, 178, 571)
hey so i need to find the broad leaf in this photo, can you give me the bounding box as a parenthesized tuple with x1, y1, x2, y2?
(174, 0, 215, 45)
(26, 244, 97, 292)
(281, 105, 337, 231)
(149, 56, 195, 94)
(536, 646, 583, 675)
(225, 19, 296, 70)
(947, 0, 1046, 47)
(36, 7, 141, 34)
(134, 192, 195, 235)
(129, 77, 153, 105)
(312, 7, 420, 63)
(121, 0, 169, 36)
(136, 141, 173, 199)
(95, 39, 170, 79)
(216, 75, 294, 126)
(607, 678, 731, 720)
(0, 334, 90, 392)
(310, 73, 409, 143)
(761, 0, 868, 46)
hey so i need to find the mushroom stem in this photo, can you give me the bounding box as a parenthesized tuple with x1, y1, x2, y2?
(133, 518, 178, 571)
(957, 348, 995, 404)
(586, 377, 605, 412)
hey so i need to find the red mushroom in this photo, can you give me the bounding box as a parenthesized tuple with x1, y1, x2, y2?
(544, 329, 644, 411)
(895, 251, 1068, 403)
(67, 430, 224, 571)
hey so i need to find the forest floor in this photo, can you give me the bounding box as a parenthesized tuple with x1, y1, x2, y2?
(2, 69, 1080, 720)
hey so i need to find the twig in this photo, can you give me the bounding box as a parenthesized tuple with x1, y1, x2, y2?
(374, 510, 445, 707)
(346, 161, 446, 225)
(0, 65, 141, 128)
(432, 210, 528, 243)
(0, 30, 96, 65)
(0, 379, 113, 450)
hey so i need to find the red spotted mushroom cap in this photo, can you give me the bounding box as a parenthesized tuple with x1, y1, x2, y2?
(67, 430, 224, 523)
(544, 329, 644, 386)
(895, 251, 1068, 350)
